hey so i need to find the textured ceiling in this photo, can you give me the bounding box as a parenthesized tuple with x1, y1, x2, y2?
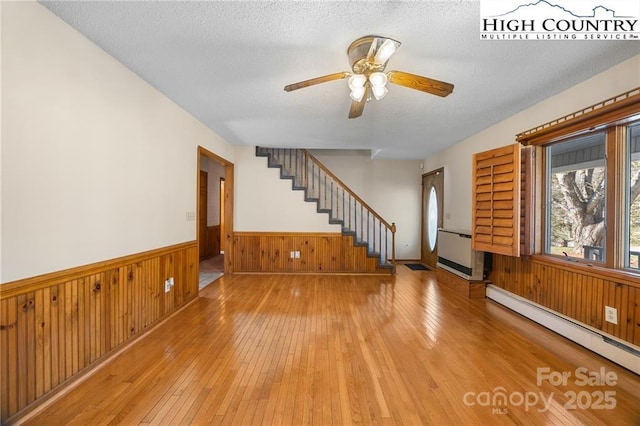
(41, 1, 640, 159)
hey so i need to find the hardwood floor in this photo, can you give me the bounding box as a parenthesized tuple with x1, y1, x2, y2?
(23, 266, 640, 425)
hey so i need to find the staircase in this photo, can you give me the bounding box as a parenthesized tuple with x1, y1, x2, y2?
(256, 147, 395, 272)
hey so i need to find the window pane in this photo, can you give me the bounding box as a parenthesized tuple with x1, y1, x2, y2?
(627, 123, 640, 270)
(546, 133, 607, 261)
(427, 186, 438, 251)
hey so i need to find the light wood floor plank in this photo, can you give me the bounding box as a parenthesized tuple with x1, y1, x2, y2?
(22, 266, 640, 425)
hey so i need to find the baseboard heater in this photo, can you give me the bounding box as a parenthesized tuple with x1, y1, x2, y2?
(487, 285, 640, 375)
(436, 228, 486, 280)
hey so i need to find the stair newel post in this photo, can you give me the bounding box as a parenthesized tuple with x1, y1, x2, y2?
(391, 222, 396, 273)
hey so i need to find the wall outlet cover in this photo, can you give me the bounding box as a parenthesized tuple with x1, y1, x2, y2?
(605, 306, 618, 325)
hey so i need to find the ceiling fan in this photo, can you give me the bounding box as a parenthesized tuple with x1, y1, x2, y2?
(283, 35, 454, 119)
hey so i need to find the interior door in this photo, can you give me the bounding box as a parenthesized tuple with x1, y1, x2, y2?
(199, 170, 208, 260)
(421, 168, 444, 269)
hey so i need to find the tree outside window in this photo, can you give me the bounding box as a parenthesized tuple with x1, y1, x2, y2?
(627, 123, 640, 269)
(547, 133, 607, 261)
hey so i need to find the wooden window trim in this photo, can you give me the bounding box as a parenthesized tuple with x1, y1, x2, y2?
(517, 88, 640, 274)
(516, 88, 640, 147)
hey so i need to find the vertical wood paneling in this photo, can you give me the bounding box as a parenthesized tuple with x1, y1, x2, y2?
(232, 233, 391, 274)
(633, 288, 640, 345)
(489, 254, 639, 348)
(0, 242, 198, 422)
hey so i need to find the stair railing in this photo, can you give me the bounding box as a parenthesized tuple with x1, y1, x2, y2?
(257, 147, 396, 270)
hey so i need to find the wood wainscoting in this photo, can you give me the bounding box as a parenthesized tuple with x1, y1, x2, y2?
(203, 225, 221, 259)
(436, 267, 486, 299)
(0, 241, 198, 423)
(489, 254, 640, 347)
(232, 232, 392, 274)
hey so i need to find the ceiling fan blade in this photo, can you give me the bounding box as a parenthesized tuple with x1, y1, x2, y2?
(284, 72, 350, 92)
(387, 71, 454, 97)
(348, 87, 368, 119)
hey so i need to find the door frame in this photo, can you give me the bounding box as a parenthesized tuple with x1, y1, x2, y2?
(197, 146, 234, 274)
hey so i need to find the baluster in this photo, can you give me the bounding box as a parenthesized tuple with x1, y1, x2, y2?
(367, 211, 370, 251)
(312, 162, 315, 198)
(294, 150, 298, 186)
(379, 221, 382, 258)
(331, 179, 334, 216)
(323, 174, 327, 209)
(348, 195, 351, 230)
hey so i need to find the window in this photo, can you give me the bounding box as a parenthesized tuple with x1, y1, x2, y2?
(510, 87, 640, 273)
(427, 186, 438, 252)
(546, 133, 607, 262)
(626, 123, 640, 270)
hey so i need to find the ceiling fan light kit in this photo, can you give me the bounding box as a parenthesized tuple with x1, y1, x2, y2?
(284, 35, 454, 118)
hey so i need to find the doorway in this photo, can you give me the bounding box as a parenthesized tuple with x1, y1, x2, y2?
(421, 168, 444, 269)
(197, 147, 234, 290)
(219, 177, 225, 253)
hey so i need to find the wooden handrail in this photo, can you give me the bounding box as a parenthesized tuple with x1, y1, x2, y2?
(302, 149, 394, 230)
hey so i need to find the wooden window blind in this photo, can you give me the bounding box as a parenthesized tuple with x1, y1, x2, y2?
(472, 143, 521, 257)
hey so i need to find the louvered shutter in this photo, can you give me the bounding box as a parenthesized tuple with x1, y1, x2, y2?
(472, 143, 521, 257)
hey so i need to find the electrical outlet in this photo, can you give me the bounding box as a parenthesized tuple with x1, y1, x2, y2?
(295, 251, 300, 259)
(290, 251, 295, 259)
(605, 306, 617, 324)
(164, 279, 171, 293)
(185, 211, 196, 221)
(168, 277, 175, 287)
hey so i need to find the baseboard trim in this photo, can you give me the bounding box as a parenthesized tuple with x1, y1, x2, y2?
(486, 284, 640, 374)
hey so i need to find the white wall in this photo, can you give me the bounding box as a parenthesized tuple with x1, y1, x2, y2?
(311, 150, 422, 260)
(424, 55, 640, 232)
(1, 2, 234, 282)
(234, 146, 342, 233)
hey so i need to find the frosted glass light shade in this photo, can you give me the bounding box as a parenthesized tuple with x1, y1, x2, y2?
(369, 72, 388, 88)
(350, 86, 366, 102)
(348, 74, 366, 91)
(371, 85, 388, 100)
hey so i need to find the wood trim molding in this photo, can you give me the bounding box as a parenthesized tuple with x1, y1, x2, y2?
(233, 231, 343, 237)
(516, 88, 640, 146)
(0, 241, 197, 300)
(530, 255, 640, 289)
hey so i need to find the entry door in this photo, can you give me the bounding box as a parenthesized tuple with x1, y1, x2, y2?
(421, 168, 444, 269)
